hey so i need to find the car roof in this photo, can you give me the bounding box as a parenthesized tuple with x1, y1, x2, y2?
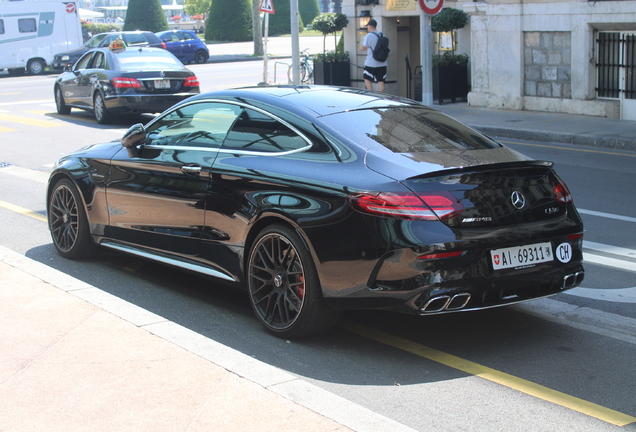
(188, 86, 423, 117)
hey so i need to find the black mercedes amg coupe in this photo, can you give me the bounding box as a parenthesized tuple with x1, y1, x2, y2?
(47, 86, 585, 338)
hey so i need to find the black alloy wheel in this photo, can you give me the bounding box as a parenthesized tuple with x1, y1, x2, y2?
(55, 86, 71, 115)
(247, 225, 340, 338)
(48, 179, 98, 259)
(94, 92, 112, 124)
(194, 50, 209, 64)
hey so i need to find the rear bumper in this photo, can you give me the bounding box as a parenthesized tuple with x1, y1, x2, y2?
(104, 93, 196, 115)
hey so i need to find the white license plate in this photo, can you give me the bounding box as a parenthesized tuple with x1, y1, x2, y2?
(154, 79, 170, 89)
(490, 242, 553, 270)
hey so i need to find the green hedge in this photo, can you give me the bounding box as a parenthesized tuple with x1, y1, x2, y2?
(123, 0, 168, 32)
(205, 0, 252, 42)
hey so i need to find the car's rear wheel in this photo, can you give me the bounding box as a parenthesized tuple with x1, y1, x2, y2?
(247, 224, 341, 338)
(48, 178, 99, 260)
(55, 86, 71, 115)
(194, 50, 209, 64)
(93, 92, 112, 124)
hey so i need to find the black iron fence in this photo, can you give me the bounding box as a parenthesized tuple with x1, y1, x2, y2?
(596, 32, 636, 100)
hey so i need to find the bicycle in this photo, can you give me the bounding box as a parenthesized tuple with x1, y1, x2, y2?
(288, 48, 314, 84)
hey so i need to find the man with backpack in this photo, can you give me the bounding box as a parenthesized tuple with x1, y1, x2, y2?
(361, 19, 389, 92)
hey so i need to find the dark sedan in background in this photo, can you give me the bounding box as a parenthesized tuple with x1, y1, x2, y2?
(52, 31, 165, 72)
(47, 86, 584, 338)
(156, 30, 209, 64)
(54, 45, 200, 124)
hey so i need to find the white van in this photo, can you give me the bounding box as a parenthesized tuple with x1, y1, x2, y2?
(0, 0, 83, 74)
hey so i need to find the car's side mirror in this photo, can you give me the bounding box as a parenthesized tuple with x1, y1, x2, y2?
(122, 123, 146, 148)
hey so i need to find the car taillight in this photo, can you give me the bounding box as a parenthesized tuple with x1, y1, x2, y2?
(161, 42, 167, 49)
(554, 181, 572, 204)
(112, 77, 141, 88)
(347, 191, 463, 221)
(184, 76, 199, 87)
(417, 250, 464, 260)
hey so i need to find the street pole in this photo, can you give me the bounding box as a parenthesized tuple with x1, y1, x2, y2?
(420, 10, 433, 106)
(290, 0, 300, 84)
(263, 12, 269, 83)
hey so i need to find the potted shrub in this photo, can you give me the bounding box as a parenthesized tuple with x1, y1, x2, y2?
(311, 13, 350, 86)
(431, 8, 470, 103)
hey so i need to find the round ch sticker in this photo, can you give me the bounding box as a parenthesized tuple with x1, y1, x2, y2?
(556, 242, 573, 263)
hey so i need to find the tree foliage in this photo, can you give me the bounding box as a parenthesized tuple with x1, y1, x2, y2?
(299, 0, 320, 28)
(205, 0, 252, 42)
(431, 8, 469, 33)
(184, 0, 212, 18)
(268, 0, 303, 36)
(124, 0, 168, 32)
(311, 12, 348, 53)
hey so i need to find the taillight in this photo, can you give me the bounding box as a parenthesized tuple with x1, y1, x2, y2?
(347, 191, 463, 221)
(554, 181, 572, 204)
(184, 76, 199, 87)
(112, 77, 141, 88)
(161, 42, 167, 49)
(417, 251, 464, 260)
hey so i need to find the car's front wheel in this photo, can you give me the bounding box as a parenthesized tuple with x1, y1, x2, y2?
(194, 50, 209, 64)
(48, 178, 99, 259)
(247, 224, 341, 338)
(27, 59, 45, 75)
(93, 92, 112, 124)
(55, 86, 71, 115)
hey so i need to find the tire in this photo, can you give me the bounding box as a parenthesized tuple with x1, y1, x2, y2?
(194, 50, 209, 64)
(48, 178, 99, 260)
(93, 92, 112, 124)
(247, 224, 341, 338)
(55, 86, 71, 115)
(288, 64, 308, 84)
(27, 59, 45, 75)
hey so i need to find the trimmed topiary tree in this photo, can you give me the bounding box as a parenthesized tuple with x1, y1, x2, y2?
(124, 0, 168, 32)
(205, 0, 252, 42)
(268, 0, 303, 36)
(299, 0, 320, 29)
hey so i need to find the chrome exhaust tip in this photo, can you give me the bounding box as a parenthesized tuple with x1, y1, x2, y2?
(562, 271, 584, 289)
(446, 293, 471, 310)
(421, 295, 450, 313)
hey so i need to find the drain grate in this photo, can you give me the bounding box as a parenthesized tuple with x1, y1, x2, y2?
(0, 162, 13, 168)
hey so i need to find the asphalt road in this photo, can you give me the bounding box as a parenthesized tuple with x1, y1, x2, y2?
(1, 63, 635, 432)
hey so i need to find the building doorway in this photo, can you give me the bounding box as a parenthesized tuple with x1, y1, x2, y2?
(596, 32, 636, 120)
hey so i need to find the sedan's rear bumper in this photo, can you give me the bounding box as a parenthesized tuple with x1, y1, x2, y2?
(104, 93, 197, 115)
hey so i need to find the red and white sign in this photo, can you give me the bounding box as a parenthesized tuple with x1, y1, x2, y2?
(65, 2, 76, 13)
(419, 0, 444, 16)
(260, 0, 274, 14)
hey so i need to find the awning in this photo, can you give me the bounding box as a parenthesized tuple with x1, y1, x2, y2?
(79, 8, 104, 18)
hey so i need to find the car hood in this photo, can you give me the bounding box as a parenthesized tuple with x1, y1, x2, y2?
(54, 47, 90, 58)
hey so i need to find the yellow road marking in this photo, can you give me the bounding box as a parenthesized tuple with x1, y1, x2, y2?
(0, 92, 21, 96)
(25, 110, 52, 116)
(501, 140, 636, 157)
(339, 320, 636, 427)
(0, 200, 47, 222)
(0, 112, 63, 128)
(0, 126, 17, 133)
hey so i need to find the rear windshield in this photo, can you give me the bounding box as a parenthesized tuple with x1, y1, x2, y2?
(112, 51, 182, 71)
(320, 107, 501, 153)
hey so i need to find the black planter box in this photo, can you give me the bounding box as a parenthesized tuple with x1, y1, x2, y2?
(433, 64, 469, 103)
(314, 61, 351, 86)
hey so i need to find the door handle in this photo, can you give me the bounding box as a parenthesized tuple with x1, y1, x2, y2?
(181, 164, 202, 175)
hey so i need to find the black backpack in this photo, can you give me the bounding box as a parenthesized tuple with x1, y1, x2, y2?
(371, 31, 390, 62)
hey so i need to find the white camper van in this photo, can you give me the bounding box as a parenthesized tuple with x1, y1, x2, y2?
(0, 0, 83, 74)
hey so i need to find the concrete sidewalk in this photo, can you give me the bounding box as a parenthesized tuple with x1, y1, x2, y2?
(0, 246, 415, 432)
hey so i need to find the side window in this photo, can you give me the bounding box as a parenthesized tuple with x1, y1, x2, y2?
(89, 52, 105, 69)
(0, 20, 5, 35)
(74, 52, 94, 71)
(183, 32, 195, 41)
(222, 108, 309, 153)
(98, 34, 116, 47)
(146, 102, 242, 148)
(18, 18, 37, 33)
